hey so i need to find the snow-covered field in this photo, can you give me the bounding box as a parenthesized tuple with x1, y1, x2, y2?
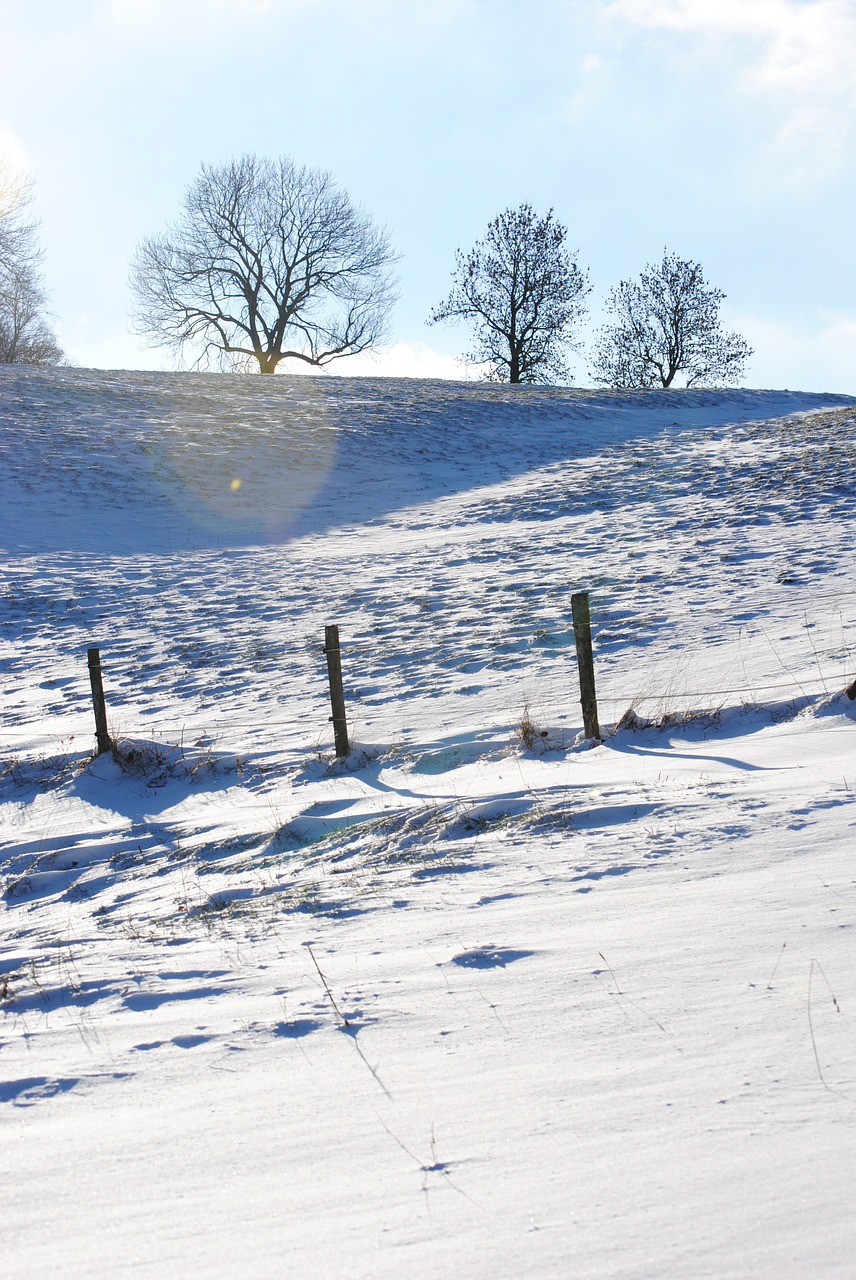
(1, 367, 855, 1278)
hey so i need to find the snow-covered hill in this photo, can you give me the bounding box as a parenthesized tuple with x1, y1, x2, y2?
(2, 368, 855, 1278)
(2, 365, 852, 553)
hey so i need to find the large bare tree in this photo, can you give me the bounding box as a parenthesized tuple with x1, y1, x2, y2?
(130, 155, 398, 374)
(0, 162, 63, 366)
(428, 204, 589, 384)
(591, 252, 752, 388)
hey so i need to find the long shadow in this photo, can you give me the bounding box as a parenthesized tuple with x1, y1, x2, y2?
(3, 367, 851, 553)
(604, 741, 774, 772)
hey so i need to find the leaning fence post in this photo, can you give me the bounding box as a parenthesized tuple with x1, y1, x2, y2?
(324, 625, 350, 758)
(86, 647, 112, 755)
(571, 591, 601, 740)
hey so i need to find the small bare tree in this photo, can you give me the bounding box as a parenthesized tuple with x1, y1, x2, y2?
(0, 163, 63, 366)
(428, 204, 589, 384)
(130, 154, 398, 374)
(591, 252, 752, 389)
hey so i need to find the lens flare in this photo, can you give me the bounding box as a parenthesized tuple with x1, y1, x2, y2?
(149, 376, 337, 544)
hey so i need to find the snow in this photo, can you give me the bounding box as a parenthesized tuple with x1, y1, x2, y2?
(1, 366, 855, 1277)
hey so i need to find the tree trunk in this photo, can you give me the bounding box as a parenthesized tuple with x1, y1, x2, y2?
(255, 350, 279, 374)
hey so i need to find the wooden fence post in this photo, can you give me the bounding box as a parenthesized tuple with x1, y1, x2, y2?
(86, 647, 112, 755)
(324, 625, 350, 758)
(571, 591, 601, 741)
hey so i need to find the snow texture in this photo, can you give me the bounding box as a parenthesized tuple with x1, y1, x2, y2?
(1, 366, 855, 1278)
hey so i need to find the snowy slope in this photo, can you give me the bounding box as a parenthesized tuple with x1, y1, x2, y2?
(1, 369, 855, 1279)
(2, 365, 851, 554)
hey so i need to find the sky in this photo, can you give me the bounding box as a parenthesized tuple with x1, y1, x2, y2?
(1, 0, 854, 392)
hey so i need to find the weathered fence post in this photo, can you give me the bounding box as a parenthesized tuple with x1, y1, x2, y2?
(86, 647, 112, 755)
(571, 591, 601, 741)
(324, 625, 350, 758)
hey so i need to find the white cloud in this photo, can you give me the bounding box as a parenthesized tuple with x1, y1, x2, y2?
(101, 0, 287, 22)
(327, 341, 483, 381)
(729, 306, 856, 393)
(606, 0, 856, 173)
(94, 0, 317, 48)
(54, 332, 485, 381)
(0, 130, 31, 174)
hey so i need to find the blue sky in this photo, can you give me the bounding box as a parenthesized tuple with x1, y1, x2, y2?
(2, 0, 854, 391)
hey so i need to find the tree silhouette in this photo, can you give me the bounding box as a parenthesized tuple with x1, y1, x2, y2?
(429, 205, 589, 384)
(131, 155, 397, 374)
(592, 252, 751, 388)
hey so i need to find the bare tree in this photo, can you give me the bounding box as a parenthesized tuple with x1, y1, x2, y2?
(0, 274, 64, 365)
(428, 204, 589, 384)
(0, 162, 63, 366)
(130, 155, 398, 374)
(591, 251, 752, 389)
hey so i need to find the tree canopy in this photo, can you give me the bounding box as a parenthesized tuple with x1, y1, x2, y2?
(428, 204, 589, 384)
(591, 252, 752, 389)
(130, 155, 398, 374)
